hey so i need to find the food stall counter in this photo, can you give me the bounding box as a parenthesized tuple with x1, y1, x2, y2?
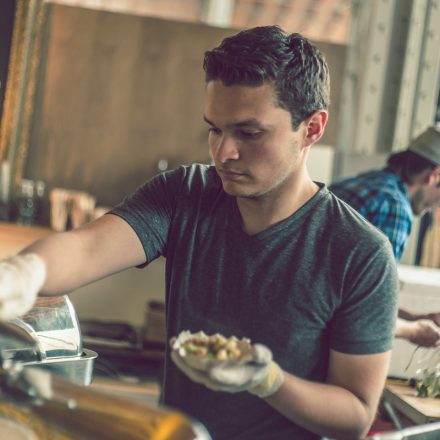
(384, 381, 440, 425)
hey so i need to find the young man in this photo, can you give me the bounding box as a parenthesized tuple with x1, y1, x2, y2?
(0, 26, 397, 439)
(330, 126, 440, 348)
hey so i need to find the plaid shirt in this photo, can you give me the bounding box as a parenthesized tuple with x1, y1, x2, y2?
(329, 168, 413, 261)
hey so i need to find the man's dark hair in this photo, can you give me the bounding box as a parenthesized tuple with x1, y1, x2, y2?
(387, 150, 437, 183)
(203, 25, 330, 129)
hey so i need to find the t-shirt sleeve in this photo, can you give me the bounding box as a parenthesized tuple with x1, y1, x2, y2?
(329, 241, 399, 354)
(109, 168, 184, 262)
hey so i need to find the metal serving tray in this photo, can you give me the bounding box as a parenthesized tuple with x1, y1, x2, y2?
(0, 295, 97, 385)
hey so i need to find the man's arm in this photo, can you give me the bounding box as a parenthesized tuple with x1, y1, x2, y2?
(398, 308, 440, 327)
(266, 349, 390, 440)
(18, 214, 146, 295)
(174, 345, 390, 439)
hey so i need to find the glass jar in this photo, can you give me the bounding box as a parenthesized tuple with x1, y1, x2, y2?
(414, 348, 440, 397)
(15, 179, 45, 225)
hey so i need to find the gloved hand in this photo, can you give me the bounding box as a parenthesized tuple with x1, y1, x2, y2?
(0, 253, 46, 321)
(170, 335, 284, 398)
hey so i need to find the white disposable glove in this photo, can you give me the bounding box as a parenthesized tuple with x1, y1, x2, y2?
(0, 253, 46, 321)
(171, 337, 284, 398)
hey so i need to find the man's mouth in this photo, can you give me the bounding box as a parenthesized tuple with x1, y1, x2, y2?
(217, 168, 246, 180)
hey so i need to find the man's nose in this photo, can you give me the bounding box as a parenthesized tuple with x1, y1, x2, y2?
(214, 135, 240, 163)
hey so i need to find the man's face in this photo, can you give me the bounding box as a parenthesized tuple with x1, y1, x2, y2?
(204, 80, 308, 199)
(411, 169, 440, 215)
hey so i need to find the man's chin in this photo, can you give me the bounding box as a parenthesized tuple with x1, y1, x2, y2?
(221, 182, 263, 200)
(221, 181, 250, 197)
(222, 186, 245, 197)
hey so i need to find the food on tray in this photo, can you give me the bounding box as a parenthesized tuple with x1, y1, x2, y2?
(170, 330, 254, 370)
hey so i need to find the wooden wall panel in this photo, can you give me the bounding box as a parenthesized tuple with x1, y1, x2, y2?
(24, 4, 345, 208)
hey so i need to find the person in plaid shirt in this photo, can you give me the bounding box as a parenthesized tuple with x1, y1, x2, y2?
(330, 126, 440, 347)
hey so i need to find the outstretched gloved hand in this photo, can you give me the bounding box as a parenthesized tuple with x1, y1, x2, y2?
(170, 331, 284, 398)
(0, 253, 46, 321)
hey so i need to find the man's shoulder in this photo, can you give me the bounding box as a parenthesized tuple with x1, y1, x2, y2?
(167, 163, 215, 182)
(324, 190, 392, 249)
(163, 163, 221, 193)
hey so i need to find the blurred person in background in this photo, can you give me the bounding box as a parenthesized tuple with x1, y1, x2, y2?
(331, 126, 440, 348)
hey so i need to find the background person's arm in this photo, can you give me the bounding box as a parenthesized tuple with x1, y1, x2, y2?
(395, 317, 440, 347)
(398, 308, 440, 327)
(266, 349, 390, 440)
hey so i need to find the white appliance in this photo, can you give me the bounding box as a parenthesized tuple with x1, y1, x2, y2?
(389, 265, 440, 379)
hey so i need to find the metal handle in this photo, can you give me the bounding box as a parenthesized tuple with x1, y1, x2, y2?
(366, 420, 440, 439)
(0, 321, 42, 362)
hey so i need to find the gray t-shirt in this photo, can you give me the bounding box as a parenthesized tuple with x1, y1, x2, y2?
(110, 164, 398, 440)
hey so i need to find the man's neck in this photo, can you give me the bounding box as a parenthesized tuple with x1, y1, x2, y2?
(236, 177, 319, 235)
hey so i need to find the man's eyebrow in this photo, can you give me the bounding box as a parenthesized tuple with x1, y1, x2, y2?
(203, 115, 264, 128)
(203, 115, 214, 125)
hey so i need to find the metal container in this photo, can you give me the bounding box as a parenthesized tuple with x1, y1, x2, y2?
(0, 295, 97, 385)
(20, 348, 97, 385)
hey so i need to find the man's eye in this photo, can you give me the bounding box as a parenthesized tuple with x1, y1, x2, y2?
(208, 127, 221, 135)
(238, 130, 262, 139)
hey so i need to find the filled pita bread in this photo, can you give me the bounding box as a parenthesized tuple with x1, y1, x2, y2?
(170, 330, 254, 371)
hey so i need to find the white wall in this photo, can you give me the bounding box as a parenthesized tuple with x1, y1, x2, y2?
(308, 144, 335, 184)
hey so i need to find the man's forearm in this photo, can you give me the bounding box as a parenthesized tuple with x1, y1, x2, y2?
(398, 309, 440, 329)
(395, 317, 414, 339)
(20, 231, 100, 295)
(398, 308, 420, 321)
(265, 372, 376, 439)
(19, 214, 146, 296)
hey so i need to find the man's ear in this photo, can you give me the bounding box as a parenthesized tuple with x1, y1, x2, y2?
(427, 165, 440, 186)
(303, 110, 328, 148)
